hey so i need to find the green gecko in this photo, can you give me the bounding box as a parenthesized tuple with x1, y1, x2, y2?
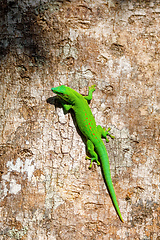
(51, 85, 124, 222)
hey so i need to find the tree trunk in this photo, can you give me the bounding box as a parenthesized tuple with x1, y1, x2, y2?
(0, 0, 159, 239)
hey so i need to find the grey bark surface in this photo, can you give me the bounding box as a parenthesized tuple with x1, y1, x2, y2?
(0, 0, 160, 239)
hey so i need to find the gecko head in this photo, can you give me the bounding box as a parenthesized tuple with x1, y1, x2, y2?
(51, 85, 76, 104)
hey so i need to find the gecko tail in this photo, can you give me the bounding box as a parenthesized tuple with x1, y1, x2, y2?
(101, 160, 124, 222)
(96, 144, 124, 222)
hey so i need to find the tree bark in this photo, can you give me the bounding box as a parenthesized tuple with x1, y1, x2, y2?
(0, 0, 159, 239)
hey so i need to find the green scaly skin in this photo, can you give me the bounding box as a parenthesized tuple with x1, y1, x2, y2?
(51, 85, 124, 222)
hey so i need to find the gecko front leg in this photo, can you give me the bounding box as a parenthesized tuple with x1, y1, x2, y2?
(84, 85, 96, 101)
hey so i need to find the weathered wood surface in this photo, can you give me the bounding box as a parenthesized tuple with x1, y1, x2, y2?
(0, 0, 159, 239)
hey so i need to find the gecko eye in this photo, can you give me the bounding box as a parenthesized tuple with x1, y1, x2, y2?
(63, 94, 69, 99)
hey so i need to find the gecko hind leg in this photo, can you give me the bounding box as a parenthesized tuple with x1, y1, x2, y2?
(97, 125, 114, 143)
(86, 139, 100, 168)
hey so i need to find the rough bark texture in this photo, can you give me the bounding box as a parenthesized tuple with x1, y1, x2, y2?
(0, 0, 160, 239)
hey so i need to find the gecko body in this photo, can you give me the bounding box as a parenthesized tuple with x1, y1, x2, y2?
(51, 85, 123, 222)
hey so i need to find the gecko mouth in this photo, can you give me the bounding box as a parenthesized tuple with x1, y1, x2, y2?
(51, 88, 63, 96)
(51, 88, 67, 102)
(51, 87, 59, 93)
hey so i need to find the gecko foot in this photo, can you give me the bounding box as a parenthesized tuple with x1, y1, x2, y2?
(89, 85, 96, 92)
(106, 127, 115, 140)
(86, 156, 100, 169)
